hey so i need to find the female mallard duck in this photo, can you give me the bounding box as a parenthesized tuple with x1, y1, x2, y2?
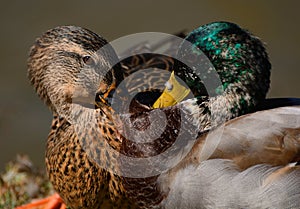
(18, 26, 180, 209)
(18, 22, 300, 209)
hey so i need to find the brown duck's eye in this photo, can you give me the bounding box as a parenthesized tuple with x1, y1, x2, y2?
(82, 55, 94, 65)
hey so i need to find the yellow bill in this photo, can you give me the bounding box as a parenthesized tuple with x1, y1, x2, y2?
(153, 71, 190, 108)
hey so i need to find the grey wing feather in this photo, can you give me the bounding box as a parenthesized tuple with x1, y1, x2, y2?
(160, 106, 300, 209)
(162, 159, 300, 209)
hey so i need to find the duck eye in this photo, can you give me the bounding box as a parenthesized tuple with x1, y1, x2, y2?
(165, 81, 173, 91)
(82, 55, 94, 65)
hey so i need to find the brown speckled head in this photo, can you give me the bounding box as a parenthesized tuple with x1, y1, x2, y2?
(28, 26, 121, 116)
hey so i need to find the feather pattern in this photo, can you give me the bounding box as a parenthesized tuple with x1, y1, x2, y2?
(26, 22, 300, 209)
(159, 106, 300, 208)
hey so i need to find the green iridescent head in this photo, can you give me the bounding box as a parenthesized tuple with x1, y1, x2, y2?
(176, 21, 271, 116)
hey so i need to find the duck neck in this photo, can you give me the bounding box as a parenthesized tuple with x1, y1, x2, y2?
(207, 86, 257, 130)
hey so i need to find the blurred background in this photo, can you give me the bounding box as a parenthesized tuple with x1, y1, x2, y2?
(0, 0, 299, 170)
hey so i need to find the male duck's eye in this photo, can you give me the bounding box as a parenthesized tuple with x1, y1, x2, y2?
(165, 81, 173, 91)
(82, 55, 94, 65)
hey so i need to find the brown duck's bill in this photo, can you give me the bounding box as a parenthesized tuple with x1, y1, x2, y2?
(71, 90, 95, 108)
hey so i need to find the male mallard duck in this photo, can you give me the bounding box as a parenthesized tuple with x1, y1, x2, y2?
(19, 22, 300, 209)
(115, 22, 300, 208)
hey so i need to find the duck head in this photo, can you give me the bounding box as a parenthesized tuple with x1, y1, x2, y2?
(172, 21, 271, 128)
(28, 26, 122, 117)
